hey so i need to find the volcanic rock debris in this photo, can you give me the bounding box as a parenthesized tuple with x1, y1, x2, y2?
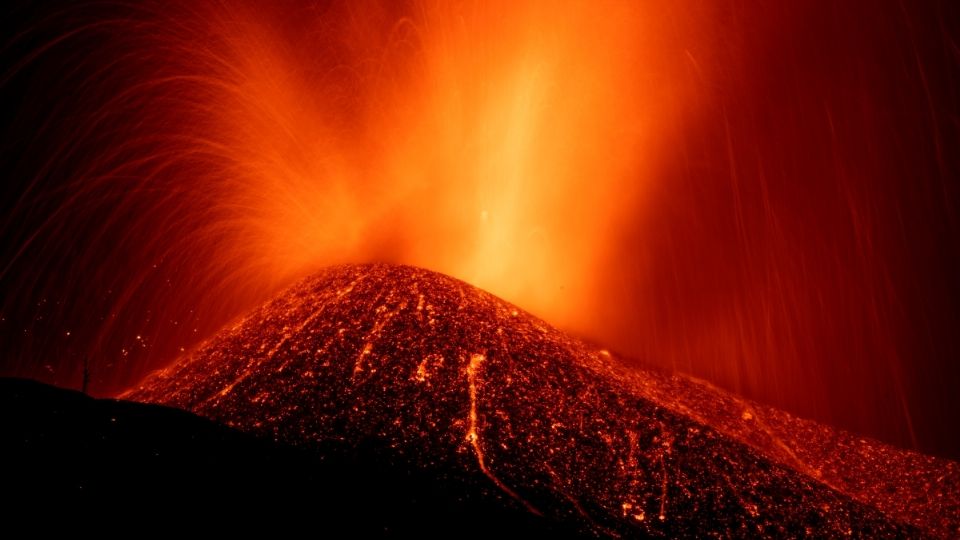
(127, 264, 958, 538)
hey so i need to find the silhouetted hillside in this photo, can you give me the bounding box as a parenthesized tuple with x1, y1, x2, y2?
(1, 377, 564, 535)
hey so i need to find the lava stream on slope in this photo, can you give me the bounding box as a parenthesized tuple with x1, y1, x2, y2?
(126, 264, 958, 537)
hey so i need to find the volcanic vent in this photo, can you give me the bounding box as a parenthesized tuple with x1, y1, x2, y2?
(127, 264, 957, 537)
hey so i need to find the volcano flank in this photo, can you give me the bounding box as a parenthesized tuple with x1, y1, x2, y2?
(126, 264, 958, 537)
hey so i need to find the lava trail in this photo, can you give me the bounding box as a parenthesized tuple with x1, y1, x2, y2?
(127, 264, 959, 538)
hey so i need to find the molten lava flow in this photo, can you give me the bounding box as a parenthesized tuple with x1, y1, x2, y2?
(465, 352, 541, 515)
(127, 264, 959, 538)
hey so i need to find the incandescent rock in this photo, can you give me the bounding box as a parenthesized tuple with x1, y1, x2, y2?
(127, 264, 958, 537)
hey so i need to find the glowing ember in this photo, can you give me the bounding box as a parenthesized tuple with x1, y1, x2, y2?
(127, 264, 958, 537)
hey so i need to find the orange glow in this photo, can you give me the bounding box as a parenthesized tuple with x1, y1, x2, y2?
(187, 2, 705, 332)
(0, 1, 714, 373)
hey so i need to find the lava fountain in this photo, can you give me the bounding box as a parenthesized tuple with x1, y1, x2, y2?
(1, 0, 959, 465)
(0, 0, 706, 390)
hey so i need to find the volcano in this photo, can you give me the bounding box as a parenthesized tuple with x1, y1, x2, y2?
(126, 264, 958, 537)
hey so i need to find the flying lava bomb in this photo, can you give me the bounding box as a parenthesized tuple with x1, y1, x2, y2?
(1, 0, 960, 536)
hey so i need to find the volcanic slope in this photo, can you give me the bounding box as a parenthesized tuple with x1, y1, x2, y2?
(127, 264, 958, 537)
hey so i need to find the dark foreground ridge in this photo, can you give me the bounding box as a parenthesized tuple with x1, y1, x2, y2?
(1, 377, 559, 535)
(124, 264, 957, 537)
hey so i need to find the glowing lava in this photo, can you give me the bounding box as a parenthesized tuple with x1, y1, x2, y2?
(127, 264, 959, 537)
